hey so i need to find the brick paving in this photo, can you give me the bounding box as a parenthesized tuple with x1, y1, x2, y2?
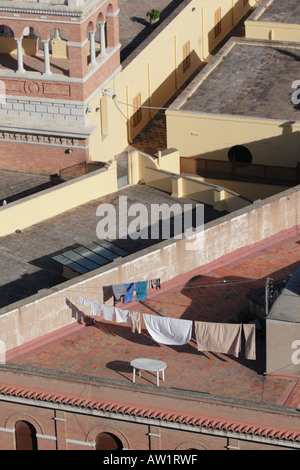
(179, 40, 300, 121)
(12, 226, 300, 408)
(257, 0, 300, 24)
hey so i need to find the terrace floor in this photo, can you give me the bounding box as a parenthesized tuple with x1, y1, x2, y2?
(9, 225, 300, 408)
(0, 184, 226, 309)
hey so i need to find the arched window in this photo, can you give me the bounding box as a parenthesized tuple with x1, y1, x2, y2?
(95, 432, 123, 450)
(228, 145, 252, 164)
(15, 420, 38, 450)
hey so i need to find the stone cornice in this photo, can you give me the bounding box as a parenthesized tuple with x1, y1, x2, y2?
(0, 0, 105, 18)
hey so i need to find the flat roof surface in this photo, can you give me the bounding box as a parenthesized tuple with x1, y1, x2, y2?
(9, 226, 300, 408)
(253, 0, 300, 24)
(0, 183, 226, 309)
(176, 38, 300, 121)
(0, 169, 65, 204)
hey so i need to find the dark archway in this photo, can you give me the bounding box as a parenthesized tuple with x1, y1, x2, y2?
(228, 145, 252, 164)
(95, 432, 123, 450)
(15, 420, 38, 450)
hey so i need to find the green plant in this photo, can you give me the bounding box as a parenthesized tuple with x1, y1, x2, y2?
(146, 9, 161, 22)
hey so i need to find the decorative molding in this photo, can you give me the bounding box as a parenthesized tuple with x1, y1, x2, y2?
(0, 131, 82, 147)
(24, 81, 43, 95)
(0, 383, 299, 448)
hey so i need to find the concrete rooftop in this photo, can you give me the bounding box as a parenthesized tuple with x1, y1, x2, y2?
(176, 37, 300, 122)
(253, 0, 300, 24)
(8, 225, 300, 408)
(0, 183, 227, 309)
(0, 169, 66, 205)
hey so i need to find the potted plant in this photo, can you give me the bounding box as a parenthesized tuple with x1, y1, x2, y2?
(146, 9, 161, 25)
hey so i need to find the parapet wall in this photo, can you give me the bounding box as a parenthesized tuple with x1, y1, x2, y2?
(0, 183, 299, 354)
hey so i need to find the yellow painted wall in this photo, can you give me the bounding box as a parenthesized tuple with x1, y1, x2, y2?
(87, 0, 253, 163)
(0, 36, 38, 55)
(51, 39, 68, 58)
(245, 21, 300, 42)
(201, 0, 255, 58)
(166, 111, 300, 168)
(128, 149, 250, 211)
(190, 175, 289, 201)
(0, 162, 118, 238)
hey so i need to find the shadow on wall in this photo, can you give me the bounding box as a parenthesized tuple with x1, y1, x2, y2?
(121, 0, 188, 63)
(177, 125, 300, 186)
(206, 0, 250, 54)
(114, 49, 203, 150)
(122, 3, 264, 153)
(0, 200, 223, 309)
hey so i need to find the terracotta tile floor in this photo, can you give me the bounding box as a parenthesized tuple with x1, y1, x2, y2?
(11, 226, 300, 408)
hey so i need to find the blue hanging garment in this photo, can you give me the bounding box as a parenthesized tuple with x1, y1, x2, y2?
(136, 281, 148, 301)
(125, 283, 135, 303)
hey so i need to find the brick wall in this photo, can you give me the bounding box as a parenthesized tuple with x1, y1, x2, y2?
(0, 138, 89, 174)
(0, 399, 295, 450)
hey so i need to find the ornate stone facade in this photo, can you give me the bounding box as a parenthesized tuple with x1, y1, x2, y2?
(0, 0, 121, 173)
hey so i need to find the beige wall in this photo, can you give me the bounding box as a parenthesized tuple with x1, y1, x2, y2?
(266, 319, 300, 376)
(245, 21, 300, 42)
(245, 0, 300, 43)
(87, 0, 253, 163)
(0, 36, 38, 55)
(166, 111, 300, 168)
(128, 149, 250, 211)
(1, 184, 299, 353)
(190, 175, 289, 201)
(0, 161, 118, 238)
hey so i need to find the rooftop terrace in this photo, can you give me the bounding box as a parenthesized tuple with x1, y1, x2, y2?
(176, 37, 300, 122)
(253, 0, 300, 24)
(0, 183, 227, 309)
(8, 225, 300, 408)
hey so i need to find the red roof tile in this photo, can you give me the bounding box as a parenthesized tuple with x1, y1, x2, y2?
(0, 382, 299, 443)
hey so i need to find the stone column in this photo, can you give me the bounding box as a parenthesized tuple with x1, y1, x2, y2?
(89, 30, 97, 65)
(15, 37, 25, 73)
(42, 39, 52, 75)
(99, 21, 107, 58)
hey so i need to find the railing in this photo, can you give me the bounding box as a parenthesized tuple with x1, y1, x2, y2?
(180, 157, 300, 186)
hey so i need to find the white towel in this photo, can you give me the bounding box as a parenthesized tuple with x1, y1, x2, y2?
(143, 314, 192, 345)
(76, 297, 92, 307)
(90, 301, 102, 317)
(115, 307, 131, 324)
(77, 297, 101, 317)
(102, 304, 115, 322)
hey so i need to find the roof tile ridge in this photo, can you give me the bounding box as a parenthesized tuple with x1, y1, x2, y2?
(0, 381, 299, 441)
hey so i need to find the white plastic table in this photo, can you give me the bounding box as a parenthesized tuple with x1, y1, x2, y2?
(130, 358, 167, 386)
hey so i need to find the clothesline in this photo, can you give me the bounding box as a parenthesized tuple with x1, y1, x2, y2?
(76, 297, 256, 360)
(111, 279, 161, 304)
